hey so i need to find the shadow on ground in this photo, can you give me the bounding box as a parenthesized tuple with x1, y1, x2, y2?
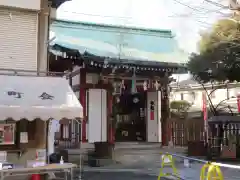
(78, 171, 163, 180)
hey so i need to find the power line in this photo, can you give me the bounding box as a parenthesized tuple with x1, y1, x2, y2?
(204, 0, 229, 9)
(171, 0, 228, 15)
(56, 0, 236, 51)
(168, 11, 214, 28)
(171, 0, 204, 12)
(61, 10, 218, 28)
(58, 0, 231, 30)
(62, 11, 133, 19)
(61, 0, 228, 19)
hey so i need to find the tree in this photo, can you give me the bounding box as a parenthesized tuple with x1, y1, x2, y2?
(188, 18, 240, 82)
(170, 100, 191, 115)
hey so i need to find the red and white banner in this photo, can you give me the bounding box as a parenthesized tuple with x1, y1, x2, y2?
(202, 92, 207, 121)
(237, 94, 240, 113)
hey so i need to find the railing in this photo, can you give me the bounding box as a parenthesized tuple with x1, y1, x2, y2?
(0, 68, 66, 77)
(159, 152, 240, 180)
(55, 119, 82, 149)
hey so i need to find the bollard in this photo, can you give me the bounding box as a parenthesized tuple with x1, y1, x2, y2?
(207, 164, 223, 180)
(200, 162, 211, 180)
(159, 152, 232, 180)
(158, 153, 179, 180)
(183, 159, 190, 168)
(200, 162, 224, 180)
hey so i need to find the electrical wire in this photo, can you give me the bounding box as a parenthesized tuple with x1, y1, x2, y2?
(58, 11, 217, 30)
(58, 0, 229, 29)
(167, 12, 213, 27)
(62, 9, 226, 20)
(171, 0, 228, 15)
(204, 0, 229, 9)
(55, 0, 237, 54)
(61, 11, 133, 20)
(167, 0, 229, 22)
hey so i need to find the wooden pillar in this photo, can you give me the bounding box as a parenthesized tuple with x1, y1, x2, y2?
(161, 76, 170, 146)
(108, 91, 114, 144)
(80, 68, 87, 142)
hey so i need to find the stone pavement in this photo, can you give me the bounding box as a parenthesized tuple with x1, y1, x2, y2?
(113, 144, 240, 180)
(69, 143, 240, 180)
(161, 162, 240, 180)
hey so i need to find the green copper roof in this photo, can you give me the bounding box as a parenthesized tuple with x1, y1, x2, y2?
(51, 20, 189, 65)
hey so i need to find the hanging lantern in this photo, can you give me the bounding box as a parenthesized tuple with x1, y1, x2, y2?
(116, 96, 120, 103)
(113, 82, 117, 95)
(154, 81, 160, 90)
(143, 81, 148, 91)
(148, 80, 151, 89)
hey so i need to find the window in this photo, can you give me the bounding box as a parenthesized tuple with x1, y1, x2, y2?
(0, 124, 15, 145)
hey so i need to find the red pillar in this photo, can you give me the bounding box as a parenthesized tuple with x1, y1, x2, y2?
(80, 68, 87, 142)
(237, 94, 240, 112)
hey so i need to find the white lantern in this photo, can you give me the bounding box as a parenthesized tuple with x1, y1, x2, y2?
(143, 81, 148, 91)
(154, 81, 160, 90)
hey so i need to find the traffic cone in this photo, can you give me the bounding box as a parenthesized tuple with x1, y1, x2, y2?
(30, 152, 41, 180)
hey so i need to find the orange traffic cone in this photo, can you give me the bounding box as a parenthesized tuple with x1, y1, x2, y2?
(30, 152, 41, 180)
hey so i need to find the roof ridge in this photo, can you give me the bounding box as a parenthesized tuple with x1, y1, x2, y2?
(53, 19, 174, 37)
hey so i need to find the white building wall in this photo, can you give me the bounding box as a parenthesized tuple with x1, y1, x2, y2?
(170, 86, 240, 110)
(0, 0, 49, 72)
(0, 0, 40, 10)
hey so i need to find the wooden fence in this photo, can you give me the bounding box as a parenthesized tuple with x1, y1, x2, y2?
(167, 117, 204, 146)
(55, 117, 205, 148)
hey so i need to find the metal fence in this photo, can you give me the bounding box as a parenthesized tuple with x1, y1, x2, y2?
(55, 120, 82, 149)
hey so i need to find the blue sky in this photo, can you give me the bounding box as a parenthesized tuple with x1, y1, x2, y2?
(56, 0, 229, 81)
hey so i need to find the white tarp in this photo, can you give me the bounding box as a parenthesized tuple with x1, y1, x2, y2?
(0, 75, 83, 121)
